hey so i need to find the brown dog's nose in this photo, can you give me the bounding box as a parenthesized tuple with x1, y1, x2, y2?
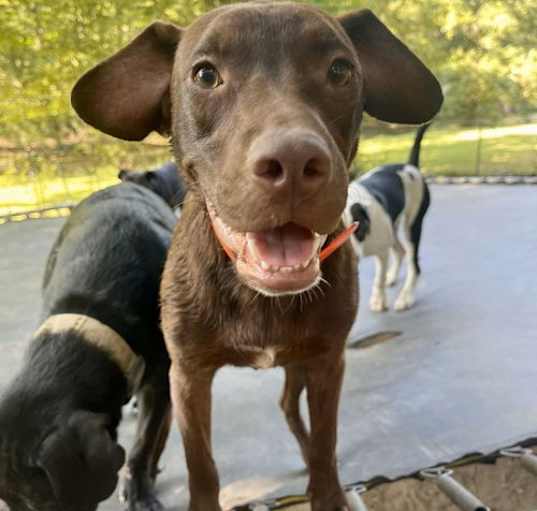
(250, 129, 332, 196)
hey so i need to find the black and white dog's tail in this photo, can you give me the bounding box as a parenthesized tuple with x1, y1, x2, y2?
(407, 122, 433, 275)
(411, 181, 430, 275)
(407, 121, 432, 168)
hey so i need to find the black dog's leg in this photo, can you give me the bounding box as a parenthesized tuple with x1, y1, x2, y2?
(120, 368, 171, 511)
(150, 404, 172, 481)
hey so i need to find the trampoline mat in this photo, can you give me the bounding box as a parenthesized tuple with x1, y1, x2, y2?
(0, 185, 536, 511)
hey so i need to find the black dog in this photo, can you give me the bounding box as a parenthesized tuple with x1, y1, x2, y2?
(0, 182, 177, 511)
(118, 161, 186, 210)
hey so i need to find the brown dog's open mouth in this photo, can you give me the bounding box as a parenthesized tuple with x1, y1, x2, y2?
(208, 205, 327, 296)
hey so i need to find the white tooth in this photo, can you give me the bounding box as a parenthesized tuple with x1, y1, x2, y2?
(260, 260, 270, 271)
(247, 237, 262, 260)
(315, 233, 328, 249)
(309, 233, 327, 260)
(281, 266, 293, 273)
(239, 239, 247, 259)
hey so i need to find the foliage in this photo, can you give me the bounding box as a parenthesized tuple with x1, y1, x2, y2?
(0, 0, 535, 147)
(0, 0, 220, 146)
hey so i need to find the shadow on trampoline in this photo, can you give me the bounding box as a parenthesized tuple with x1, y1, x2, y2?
(347, 331, 403, 350)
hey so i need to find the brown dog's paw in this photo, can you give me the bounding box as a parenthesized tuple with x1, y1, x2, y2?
(311, 503, 350, 511)
(312, 505, 350, 511)
(188, 498, 223, 511)
(310, 489, 350, 511)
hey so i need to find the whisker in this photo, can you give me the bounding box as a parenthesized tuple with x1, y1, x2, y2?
(319, 276, 332, 288)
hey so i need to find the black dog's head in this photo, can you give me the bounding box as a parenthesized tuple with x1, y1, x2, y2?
(350, 202, 371, 242)
(0, 330, 127, 511)
(0, 403, 124, 511)
(118, 161, 186, 208)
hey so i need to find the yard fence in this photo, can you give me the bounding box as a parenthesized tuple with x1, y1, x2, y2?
(0, 117, 535, 220)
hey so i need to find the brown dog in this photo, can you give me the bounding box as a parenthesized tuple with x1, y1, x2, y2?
(71, 2, 442, 509)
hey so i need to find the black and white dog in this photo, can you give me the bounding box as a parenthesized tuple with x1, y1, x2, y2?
(345, 123, 431, 312)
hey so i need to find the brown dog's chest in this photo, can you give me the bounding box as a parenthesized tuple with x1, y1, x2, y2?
(186, 308, 355, 370)
(214, 318, 345, 369)
(161, 216, 359, 370)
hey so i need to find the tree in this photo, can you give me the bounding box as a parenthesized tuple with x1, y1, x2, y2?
(1, 0, 535, 148)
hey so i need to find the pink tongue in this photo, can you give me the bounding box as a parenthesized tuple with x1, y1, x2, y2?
(250, 223, 315, 267)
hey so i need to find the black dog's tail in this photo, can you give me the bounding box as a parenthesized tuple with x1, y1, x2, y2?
(407, 122, 432, 168)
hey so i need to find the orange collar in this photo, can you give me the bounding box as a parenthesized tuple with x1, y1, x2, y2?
(319, 222, 358, 262)
(212, 221, 358, 263)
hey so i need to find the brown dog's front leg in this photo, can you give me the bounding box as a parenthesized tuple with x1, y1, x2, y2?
(305, 352, 349, 511)
(280, 365, 310, 468)
(170, 362, 222, 511)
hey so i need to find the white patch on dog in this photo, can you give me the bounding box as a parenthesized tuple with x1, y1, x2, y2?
(370, 254, 389, 312)
(386, 232, 404, 286)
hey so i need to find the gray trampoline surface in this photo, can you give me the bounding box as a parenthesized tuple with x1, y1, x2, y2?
(1, 185, 536, 510)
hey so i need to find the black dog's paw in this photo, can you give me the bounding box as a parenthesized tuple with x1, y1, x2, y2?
(129, 494, 164, 511)
(119, 473, 164, 511)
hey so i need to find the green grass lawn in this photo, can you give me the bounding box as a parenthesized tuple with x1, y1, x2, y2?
(0, 167, 119, 219)
(356, 123, 537, 175)
(1, 123, 536, 217)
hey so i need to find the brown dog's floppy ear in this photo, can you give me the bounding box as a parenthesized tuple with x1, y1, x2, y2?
(37, 411, 125, 510)
(72, 21, 181, 141)
(339, 10, 443, 124)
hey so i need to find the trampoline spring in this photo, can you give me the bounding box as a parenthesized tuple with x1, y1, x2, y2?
(345, 484, 369, 511)
(420, 467, 490, 511)
(501, 446, 537, 476)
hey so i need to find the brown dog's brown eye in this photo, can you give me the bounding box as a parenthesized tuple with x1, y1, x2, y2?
(328, 59, 353, 86)
(193, 63, 222, 89)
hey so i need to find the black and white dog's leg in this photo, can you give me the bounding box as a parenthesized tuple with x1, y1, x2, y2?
(386, 225, 404, 287)
(394, 226, 419, 311)
(394, 217, 419, 311)
(370, 253, 389, 312)
(394, 180, 430, 311)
